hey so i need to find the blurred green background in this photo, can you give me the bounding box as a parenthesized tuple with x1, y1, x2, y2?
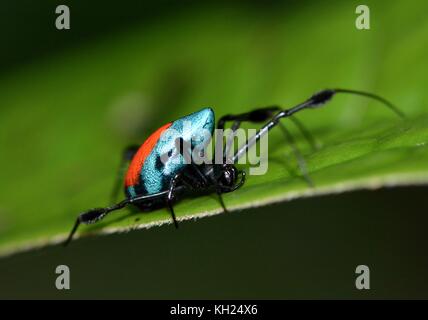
(1, 0, 428, 298)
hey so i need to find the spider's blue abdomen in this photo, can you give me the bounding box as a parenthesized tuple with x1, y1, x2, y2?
(125, 107, 215, 198)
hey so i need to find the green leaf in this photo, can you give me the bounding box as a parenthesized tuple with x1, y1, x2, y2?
(1, 1, 428, 257)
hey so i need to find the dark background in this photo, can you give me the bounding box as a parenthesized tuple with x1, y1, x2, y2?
(1, 187, 428, 299)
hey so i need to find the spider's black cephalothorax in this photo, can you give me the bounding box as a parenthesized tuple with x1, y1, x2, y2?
(216, 164, 238, 189)
(64, 88, 404, 245)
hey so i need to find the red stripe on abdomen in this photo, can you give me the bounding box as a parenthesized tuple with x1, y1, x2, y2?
(125, 122, 172, 187)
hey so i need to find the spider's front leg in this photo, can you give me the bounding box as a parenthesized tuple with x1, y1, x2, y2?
(217, 106, 285, 160)
(230, 88, 404, 187)
(219, 107, 314, 186)
(217, 106, 281, 130)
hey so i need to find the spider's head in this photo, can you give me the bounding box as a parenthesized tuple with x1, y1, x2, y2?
(216, 164, 240, 192)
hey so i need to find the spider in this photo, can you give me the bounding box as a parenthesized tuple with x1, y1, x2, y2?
(64, 88, 403, 245)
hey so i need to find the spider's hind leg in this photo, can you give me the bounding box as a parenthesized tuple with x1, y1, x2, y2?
(216, 192, 228, 213)
(64, 200, 129, 246)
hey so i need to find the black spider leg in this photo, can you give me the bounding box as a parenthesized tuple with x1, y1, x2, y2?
(215, 189, 228, 212)
(277, 122, 314, 187)
(217, 107, 313, 202)
(218, 106, 280, 161)
(183, 138, 228, 213)
(216, 189, 228, 213)
(217, 108, 315, 185)
(217, 106, 318, 161)
(174, 137, 229, 213)
(224, 120, 241, 162)
(110, 145, 140, 202)
(65, 190, 174, 246)
(167, 174, 181, 229)
(217, 106, 281, 130)
(166, 168, 215, 228)
(233, 88, 404, 162)
(224, 116, 319, 160)
(164, 138, 213, 227)
(64, 199, 129, 246)
(334, 88, 405, 118)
